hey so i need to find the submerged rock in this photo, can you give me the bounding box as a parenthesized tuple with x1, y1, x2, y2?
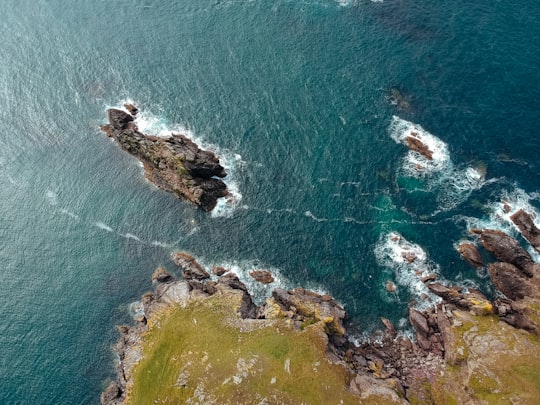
(100, 107, 229, 211)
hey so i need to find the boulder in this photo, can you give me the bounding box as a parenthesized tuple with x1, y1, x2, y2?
(458, 242, 483, 268)
(471, 229, 539, 277)
(405, 135, 433, 160)
(510, 209, 540, 253)
(171, 252, 210, 280)
(107, 109, 134, 130)
(123, 103, 138, 116)
(151, 267, 174, 283)
(409, 308, 429, 337)
(249, 270, 274, 284)
(212, 266, 228, 276)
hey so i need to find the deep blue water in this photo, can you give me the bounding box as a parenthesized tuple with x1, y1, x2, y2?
(1, 0, 539, 403)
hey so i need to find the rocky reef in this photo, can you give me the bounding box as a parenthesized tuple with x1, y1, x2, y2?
(100, 105, 229, 211)
(103, 210, 540, 404)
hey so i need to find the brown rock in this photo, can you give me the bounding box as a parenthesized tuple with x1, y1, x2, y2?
(212, 266, 228, 276)
(171, 252, 210, 280)
(405, 135, 433, 160)
(510, 209, 540, 253)
(100, 381, 122, 405)
(426, 282, 493, 315)
(458, 242, 483, 268)
(473, 229, 539, 277)
(488, 262, 532, 300)
(123, 103, 138, 116)
(151, 267, 174, 283)
(249, 269, 275, 284)
(409, 308, 429, 337)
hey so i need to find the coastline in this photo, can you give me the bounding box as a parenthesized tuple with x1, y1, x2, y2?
(103, 216, 540, 404)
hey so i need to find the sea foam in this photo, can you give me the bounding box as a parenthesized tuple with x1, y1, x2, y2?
(389, 116, 487, 212)
(374, 232, 441, 308)
(110, 99, 244, 217)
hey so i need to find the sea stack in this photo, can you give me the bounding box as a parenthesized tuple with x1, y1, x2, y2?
(100, 107, 229, 211)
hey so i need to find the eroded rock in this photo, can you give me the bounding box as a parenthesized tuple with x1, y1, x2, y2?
(172, 252, 210, 280)
(510, 209, 540, 252)
(458, 242, 483, 268)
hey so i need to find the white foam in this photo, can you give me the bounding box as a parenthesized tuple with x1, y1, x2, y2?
(94, 222, 113, 232)
(198, 258, 290, 305)
(111, 99, 244, 218)
(463, 187, 540, 261)
(374, 232, 441, 308)
(304, 211, 328, 222)
(121, 233, 143, 242)
(46, 190, 58, 206)
(59, 209, 79, 220)
(389, 116, 488, 212)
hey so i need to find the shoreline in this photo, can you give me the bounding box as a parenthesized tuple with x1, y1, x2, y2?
(102, 214, 540, 403)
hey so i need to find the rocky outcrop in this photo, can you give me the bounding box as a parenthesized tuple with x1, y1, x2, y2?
(405, 134, 433, 160)
(171, 252, 210, 280)
(272, 288, 347, 336)
(471, 228, 540, 276)
(249, 269, 274, 284)
(510, 209, 540, 252)
(100, 107, 229, 211)
(457, 242, 483, 268)
(426, 282, 493, 315)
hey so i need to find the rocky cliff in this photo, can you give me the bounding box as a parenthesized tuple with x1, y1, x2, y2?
(100, 105, 229, 211)
(103, 212, 540, 404)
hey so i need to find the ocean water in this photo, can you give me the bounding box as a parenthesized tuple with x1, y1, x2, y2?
(1, 0, 539, 403)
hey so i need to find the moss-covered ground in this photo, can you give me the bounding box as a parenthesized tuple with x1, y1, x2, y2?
(126, 293, 361, 404)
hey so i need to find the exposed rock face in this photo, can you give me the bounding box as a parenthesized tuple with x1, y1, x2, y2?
(405, 134, 433, 160)
(272, 288, 346, 335)
(249, 269, 274, 284)
(488, 262, 532, 300)
(426, 282, 493, 315)
(458, 242, 483, 268)
(510, 209, 540, 252)
(101, 107, 228, 211)
(151, 267, 173, 283)
(471, 228, 540, 276)
(171, 252, 210, 280)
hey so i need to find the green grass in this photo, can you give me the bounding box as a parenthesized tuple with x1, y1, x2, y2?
(127, 294, 361, 405)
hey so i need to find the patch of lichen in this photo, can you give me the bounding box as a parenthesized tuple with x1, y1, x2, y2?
(430, 312, 540, 404)
(126, 294, 360, 405)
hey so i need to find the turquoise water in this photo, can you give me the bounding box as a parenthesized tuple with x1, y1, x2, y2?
(1, 0, 539, 403)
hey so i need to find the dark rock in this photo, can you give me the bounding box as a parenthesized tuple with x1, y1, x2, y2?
(212, 266, 228, 276)
(458, 242, 483, 268)
(409, 308, 429, 337)
(510, 209, 540, 253)
(426, 282, 493, 315)
(188, 280, 217, 295)
(107, 109, 134, 130)
(472, 229, 539, 277)
(101, 109, 229, 211)
(218, 273, 257, 319)
(381, 317, 397, 337)
(488, 262, 532, 300)
(151, 267, 174, 283)
(405, 134, 433, 160)
(172, 252, 210, 280)
(100, 381, 122, 405)
(249, 269, 274, 284)
(123, 103, 138, 116)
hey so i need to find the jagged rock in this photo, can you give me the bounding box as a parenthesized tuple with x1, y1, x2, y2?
(426, 282, 493, 315)
(212, 266, 228, 276)
(151, 267, 174, 283)
(171, 252, 210, 280)
(458, 242, 483, 268)
(218, 272, 257, 318)
(249, 269, 274, 284)
(405, 134, 433, 160)
(272, 288, 346, 335)
(188, 280, 217, 295)
(409, 309, 429, 337)
(471, 229, 539, 277)
(381, 318, 397, 337)
(488, 262, 532, 300)
(100, 381, 122, 405)
(123, 103, 138, 116)
(101, 108, 228, 211)
(510, 209, 540, 252)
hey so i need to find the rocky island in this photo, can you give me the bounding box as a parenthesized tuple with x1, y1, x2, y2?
(100, 105, 229, 211)
(102, 209, 540, 404)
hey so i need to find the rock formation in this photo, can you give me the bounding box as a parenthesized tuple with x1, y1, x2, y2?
(510, 208, 540, 252)
(100, 107, 229, 211)
(457, 242, 483, 268)
(405, 134, 433, 160)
